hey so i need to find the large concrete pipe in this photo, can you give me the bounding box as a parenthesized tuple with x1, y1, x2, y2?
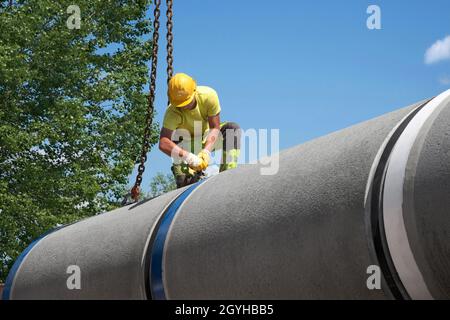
(3, 90, 450, 300)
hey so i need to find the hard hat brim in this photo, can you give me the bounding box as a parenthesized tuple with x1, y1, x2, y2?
(172, 92, 196, 108)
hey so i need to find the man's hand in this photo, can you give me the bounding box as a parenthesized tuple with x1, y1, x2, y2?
(188, 149, 211, 171)
(183, 152, 203, 169)
(197, 149, 211, 171)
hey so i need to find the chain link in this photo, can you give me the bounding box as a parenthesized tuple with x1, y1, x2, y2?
(166, 0, 174, 88)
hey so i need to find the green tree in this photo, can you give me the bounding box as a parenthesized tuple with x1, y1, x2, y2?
(148, 172, 176, 199)
(0, 0, 158, 282)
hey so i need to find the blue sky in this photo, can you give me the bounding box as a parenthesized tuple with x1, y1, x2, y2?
(128, 0, 450, 191)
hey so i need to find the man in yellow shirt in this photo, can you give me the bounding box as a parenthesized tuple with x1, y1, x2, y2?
(159, 73, 241, 188)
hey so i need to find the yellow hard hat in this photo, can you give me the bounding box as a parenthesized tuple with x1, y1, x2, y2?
(168, 73, 197, 107)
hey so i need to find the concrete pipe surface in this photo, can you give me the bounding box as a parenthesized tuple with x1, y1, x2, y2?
(3, 90, 450, 300)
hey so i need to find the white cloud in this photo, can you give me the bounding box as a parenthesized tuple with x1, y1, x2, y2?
(425, 36, 450, 64)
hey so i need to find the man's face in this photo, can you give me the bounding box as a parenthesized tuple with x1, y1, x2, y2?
(180, 97, 197, 110)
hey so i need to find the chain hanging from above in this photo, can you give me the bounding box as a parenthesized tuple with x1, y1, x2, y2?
(166, 0, 174, 89)
(124, 0, 175, 204)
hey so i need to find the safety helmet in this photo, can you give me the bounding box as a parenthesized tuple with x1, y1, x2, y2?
(168, 73, 197, 107)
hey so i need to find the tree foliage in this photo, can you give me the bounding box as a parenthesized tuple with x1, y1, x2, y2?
(148, 172, 176, 199)
(0, 0, 158, 282)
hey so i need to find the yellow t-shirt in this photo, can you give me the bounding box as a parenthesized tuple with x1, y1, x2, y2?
(162, 86, 221, 139)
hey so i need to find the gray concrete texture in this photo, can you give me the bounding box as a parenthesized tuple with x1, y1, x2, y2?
(163, 102, 422, 300)
(6, 93, 450, 300)
(403, 98, 450, 299)
(8, 187, 187, 299)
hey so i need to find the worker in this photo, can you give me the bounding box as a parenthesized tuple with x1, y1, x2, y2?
(159, 73, 241, 188)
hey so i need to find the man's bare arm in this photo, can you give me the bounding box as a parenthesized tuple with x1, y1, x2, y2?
(159, 127, 187, 158)
(203, 114, 221, 152)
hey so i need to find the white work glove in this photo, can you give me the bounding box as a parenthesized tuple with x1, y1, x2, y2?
(182, 152, 202, 168)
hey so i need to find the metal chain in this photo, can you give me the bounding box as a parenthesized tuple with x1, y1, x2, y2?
(129, 0, 162, 203)
(166, 0, 174, 89)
